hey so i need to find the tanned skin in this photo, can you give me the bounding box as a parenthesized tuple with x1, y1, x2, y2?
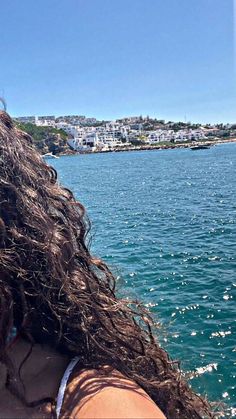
(0, 337, 166, 418)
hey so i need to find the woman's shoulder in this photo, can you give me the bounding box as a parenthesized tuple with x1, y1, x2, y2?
(60, 366, 166, 419)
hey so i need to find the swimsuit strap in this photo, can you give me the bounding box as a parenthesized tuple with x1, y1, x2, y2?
(56, 357, 80, 418)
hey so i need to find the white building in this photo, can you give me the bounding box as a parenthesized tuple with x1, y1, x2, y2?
(15, 116, 37, 124)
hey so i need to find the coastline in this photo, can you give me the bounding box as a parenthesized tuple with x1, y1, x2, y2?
(57, 137, 236, 156)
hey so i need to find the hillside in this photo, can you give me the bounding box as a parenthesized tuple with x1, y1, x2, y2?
(15, 122, 72, 155)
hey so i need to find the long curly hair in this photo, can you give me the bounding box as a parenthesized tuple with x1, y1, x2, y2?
(0, 111, 213, 418)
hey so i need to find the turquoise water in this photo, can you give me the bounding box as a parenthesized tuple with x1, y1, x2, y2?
(52, 143, 236, 414)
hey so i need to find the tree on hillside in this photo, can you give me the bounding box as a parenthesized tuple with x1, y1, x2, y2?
(15, 122, 70, 154)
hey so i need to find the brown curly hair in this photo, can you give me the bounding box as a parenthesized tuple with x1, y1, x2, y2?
(0, 111, 214, 418)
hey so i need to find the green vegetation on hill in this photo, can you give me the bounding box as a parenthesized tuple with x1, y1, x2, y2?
(15, 122, 70, 155)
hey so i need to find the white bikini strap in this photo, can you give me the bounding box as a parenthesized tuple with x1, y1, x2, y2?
(56, 357, 80, 418)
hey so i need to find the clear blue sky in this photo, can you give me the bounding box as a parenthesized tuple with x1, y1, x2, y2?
(0, 0, 235, 123)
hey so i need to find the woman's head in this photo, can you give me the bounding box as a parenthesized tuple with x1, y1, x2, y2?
(0, 111, 213, 418)
(1, 112, 122, 363)
(0, 111, 85, 344)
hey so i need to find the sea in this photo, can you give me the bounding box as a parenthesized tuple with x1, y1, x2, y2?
(51, 143, 236, 416)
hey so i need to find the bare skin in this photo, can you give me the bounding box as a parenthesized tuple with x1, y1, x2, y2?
(1, 337, 166, 419)
(62, 367, 166, 419)
(0, 338, 69, 418)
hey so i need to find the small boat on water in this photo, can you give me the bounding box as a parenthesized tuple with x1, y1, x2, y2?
(191, 144, 211, 150)
(42, 152, 59, 159)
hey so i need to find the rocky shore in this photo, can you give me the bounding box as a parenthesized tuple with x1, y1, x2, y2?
(56, 137, 236, 156)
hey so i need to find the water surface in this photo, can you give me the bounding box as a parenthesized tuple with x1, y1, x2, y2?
(52, 143, 236, 414)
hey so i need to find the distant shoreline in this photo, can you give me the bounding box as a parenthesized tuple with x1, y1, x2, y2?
(57, 137, 236, 156)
